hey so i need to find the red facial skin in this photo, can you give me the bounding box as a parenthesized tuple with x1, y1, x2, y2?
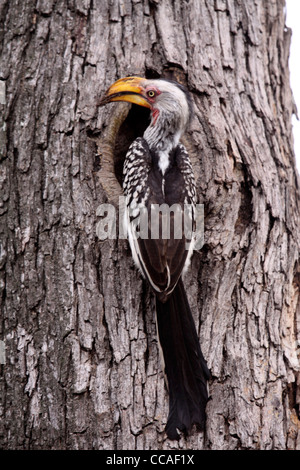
(144, 86, 161, 125)
(151, 108, 160, 125)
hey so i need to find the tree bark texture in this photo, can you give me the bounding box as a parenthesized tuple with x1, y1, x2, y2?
(1, 0, 300, 450)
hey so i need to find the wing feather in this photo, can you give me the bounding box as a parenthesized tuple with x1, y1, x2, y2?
(123, 138, 197, 302)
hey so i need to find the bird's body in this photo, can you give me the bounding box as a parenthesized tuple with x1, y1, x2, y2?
(99, 76, 209, 439)
(123, 137, 196, 300)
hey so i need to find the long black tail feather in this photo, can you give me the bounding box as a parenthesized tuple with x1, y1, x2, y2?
(155, 278, 210, 440)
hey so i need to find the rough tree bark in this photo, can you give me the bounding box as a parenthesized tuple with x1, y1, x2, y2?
(0, 0, 299, 450)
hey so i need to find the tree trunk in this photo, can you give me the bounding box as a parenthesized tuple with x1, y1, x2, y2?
(1, 0, 299, 450)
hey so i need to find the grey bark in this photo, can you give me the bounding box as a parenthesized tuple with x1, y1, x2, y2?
(1, 0, 300, 450)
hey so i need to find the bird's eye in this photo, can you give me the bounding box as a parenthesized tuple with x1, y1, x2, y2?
(147, 90, 156, 98)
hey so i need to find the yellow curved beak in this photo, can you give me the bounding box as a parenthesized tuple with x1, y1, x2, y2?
(99, 76, 151, 109)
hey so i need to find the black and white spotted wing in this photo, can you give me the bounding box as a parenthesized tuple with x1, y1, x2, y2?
(123, 137, 198, 301)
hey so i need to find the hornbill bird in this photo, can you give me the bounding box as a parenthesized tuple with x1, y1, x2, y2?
(99, 76, 210, 440)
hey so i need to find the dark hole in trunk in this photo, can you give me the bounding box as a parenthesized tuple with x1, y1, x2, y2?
(113, 104, 151, 186)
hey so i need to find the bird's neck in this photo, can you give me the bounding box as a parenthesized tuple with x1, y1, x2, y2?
(143, 109, 183, 174)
